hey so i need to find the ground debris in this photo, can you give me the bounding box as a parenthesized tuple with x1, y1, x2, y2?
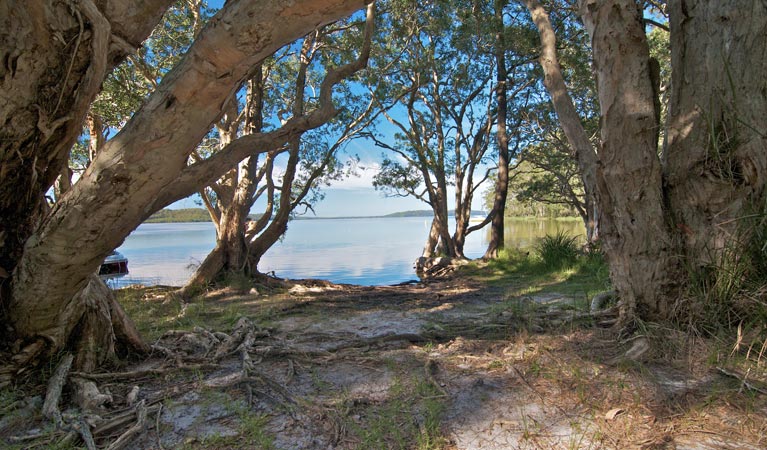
(2, 277, 766, 449)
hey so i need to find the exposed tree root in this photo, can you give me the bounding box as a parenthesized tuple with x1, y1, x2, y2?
(716, 366, 767, 395)
(72, 418, 97, 450)
(42, 353, 73, 425)
(92, 402, 162, 438)
(72, 377, 113, 411)
(71, 363, 222, 381)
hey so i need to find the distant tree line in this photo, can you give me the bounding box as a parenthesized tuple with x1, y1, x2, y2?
(145, 208, 212, 223)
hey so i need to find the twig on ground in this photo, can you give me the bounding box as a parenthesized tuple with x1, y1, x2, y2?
(424, 359, 448, 397)
(8, 430, 47, 443)
(156, 403, 165, 450)
(716, 366, 767, 395)
(511, 365, 569, 416)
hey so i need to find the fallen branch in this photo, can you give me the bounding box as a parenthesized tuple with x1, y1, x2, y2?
(8, 429, 48, 443)
(716, 366, 767, 395)
(324, 333, 427, 353)
(105, 400, 148, 450)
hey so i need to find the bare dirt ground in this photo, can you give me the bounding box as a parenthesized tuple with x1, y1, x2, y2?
(2, 272, 767, 449)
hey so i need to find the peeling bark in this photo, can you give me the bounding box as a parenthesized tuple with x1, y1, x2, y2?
(3, 0, 367, 368)
(0, 0, 172, 278)
(664, 0, 767, 261)
(579, 0, 679, 321)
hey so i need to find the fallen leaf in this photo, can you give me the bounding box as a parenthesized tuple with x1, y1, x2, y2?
(605, 408, 625, 420)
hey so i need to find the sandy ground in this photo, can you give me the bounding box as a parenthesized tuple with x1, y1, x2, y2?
(2, 275, 766, 449)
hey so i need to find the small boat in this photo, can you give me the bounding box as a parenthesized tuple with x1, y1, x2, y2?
(99, 251, 129, 278)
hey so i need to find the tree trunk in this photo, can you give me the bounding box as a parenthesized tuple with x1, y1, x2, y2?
(485, 0, 511, 259)
(0, 0, 172, 298)
(524, 0, 599, 244)
(3, 0, 367, 367)
(664, 0, 767, 263)
(579, 0, 680, 321)
(249, 144, 301, 267)
(422, 218, 441, 257)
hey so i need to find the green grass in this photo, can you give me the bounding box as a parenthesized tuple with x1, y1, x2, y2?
(117, 287, 278, 341)
(463, 244, 610, 301)
(682, 206, 767, 336)
(342, 375, 448, 450)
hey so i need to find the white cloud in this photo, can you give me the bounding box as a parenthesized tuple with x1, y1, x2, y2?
(327, 158, 382, 190)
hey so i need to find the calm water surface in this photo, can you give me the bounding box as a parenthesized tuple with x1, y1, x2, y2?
(114, 217, 583, 287)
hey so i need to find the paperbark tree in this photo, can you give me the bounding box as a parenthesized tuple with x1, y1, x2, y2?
(0, 0, 368, 379)
(484, 0, 513, 259)
(578, 0, 678, 321)
(370, 0, 500, 259)
(577, 0, 767, 324)
(183, 9, 376, 294)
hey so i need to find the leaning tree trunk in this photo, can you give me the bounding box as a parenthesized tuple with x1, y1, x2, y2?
(664, 0, 767, 266)
(0, 0, 172, 302)
(579, 0, 680, 322)
(0, 0, 173, 373)
(524, 0, 599, 244)
(4, 0, 367, 369)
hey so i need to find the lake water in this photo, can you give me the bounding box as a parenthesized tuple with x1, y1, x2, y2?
(112, 217, 584, 287)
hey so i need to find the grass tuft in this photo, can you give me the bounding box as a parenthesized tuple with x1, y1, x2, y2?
(535, 230, 580, 270)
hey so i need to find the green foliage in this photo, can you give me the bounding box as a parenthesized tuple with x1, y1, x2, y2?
(535, 230, 580, 270)
(494, 158, 584, 219)
(368, 0, 540, 244)
(93, 1, 211, 129)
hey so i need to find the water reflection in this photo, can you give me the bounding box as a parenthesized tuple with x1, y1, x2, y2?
(115, 217, 584, 287)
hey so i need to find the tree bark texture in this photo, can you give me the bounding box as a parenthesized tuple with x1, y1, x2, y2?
(5, 0, 367, 358)
(579, 0, 679, 320)
(0, 0, 173, 281)
(664, 0, 767, 262)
